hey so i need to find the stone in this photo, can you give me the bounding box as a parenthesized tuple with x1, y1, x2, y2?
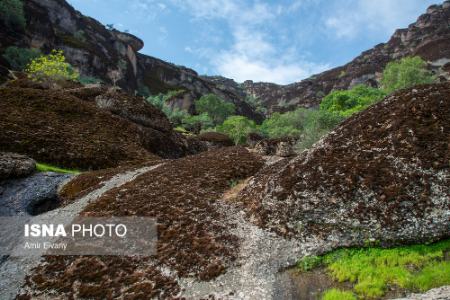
(0, 153, 36, 180)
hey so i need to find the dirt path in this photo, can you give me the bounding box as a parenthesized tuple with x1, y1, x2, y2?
(0, 164, 161, 300)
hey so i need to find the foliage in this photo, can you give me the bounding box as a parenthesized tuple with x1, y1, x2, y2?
(244, 95, 267, 114)
(145, 90, 190, 127)
(182, 113, 214, 133)
(216, 116, 257, 145)
(78, 76, 102, 85)
(36, 163, 80, 174)
(381, 56, 436, 94)
(2, 46, 41, 71)
(320, 84, 386, 117)
(297, 255, 323, 272)
(321, 289, 356, 300)
(295, 109, 344, 152)
(0, 0, 26, 29)
(195, 94, 235, 125)
(260, 108, 309, 139)
(26, 50, 79, 83)
(297, 239, 450, 299)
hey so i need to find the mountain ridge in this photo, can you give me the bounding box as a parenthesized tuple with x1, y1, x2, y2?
(1, 0, 449, 116)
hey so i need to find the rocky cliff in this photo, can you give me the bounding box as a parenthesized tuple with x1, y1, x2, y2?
(241, 1, 450, 113)
(1, 1, 449, 118)
(0, 0, 263, 122)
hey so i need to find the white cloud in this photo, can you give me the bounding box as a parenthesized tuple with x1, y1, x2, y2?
(171, 0, 326, 84)
(325, 0, 436, 39)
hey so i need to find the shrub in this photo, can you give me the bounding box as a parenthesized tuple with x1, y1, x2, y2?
(295, 110, 343, 152)
(0, 0, 26, 29)
(2, 46, 41, 71)
(320, 84, 386, 118)
(216, 115, 257, 145)
(244, 95, 267, 114)
(260, 108, 309, 138)
(78, 76, 102, 85)
(182, 113, 214, 133)
(26, 50, 79, 83)
(381, 56, 436, 94)
(195, 94, 235, 125)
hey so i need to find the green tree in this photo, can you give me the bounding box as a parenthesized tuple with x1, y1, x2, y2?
(244, 95, 267, 115)
(2, 46, 41, 71)
(182, 113, 214, 133)
(295, 110, 344, 152)
(25, 50, 79, 83)
(195, 94, 235, 125)
(216, 116, 257, 145)
(320, 85, 386, 117)
(0, 0, 26, 29)
(381, 56, 435, 94)
(260, 108, 309, 138)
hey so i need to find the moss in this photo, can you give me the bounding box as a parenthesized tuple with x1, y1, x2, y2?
(322, 289, 356, 300)
(36, 163, 80, 174)
(297, 239, 450, 299)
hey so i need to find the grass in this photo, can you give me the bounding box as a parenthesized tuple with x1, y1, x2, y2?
(36, 163, 80, 174)
(296, 239, 450, 299)
(322, 289, 356, 300)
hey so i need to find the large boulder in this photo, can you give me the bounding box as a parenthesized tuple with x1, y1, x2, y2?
(0, 87, 158, 170)
(197, 132, 234, 148)
(95, 90, 172, 133)
(0, 152, 36, 180)
(239, 83, 450, 247)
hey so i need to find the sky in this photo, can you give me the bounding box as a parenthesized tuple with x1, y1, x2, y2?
(67, 0, 439, 84)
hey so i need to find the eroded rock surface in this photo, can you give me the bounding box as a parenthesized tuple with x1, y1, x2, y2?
(0, 153, 36, 180)
(239, 83, 450, 247)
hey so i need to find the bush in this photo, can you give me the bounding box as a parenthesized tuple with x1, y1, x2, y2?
(182, 113, 214, 133)
(145, 91, 190, 127)
(195, 94, 235, 125)
(244, 95, 267, 114)
(295, 110, 343, 152)
(2, 46, 41, 71)
(381, 56, 436, 94)
(0, 0, 26, 29)
(216, 116, 257, 145)
(260, 108, 309, 138)
(78, 76, 102, 85)
(25, 50, 79, 83)
(320, 84, 386, 117)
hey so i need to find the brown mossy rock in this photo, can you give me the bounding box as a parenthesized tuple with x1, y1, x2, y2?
(95, 90, 172, 133)
(239, 83, 450, 247)
(0, 87, 158, 170)
(0, 152, 36, 180)
(197, 132, 234, 147)
(65, 85, 107, 102)
(20, 147, 264, 298)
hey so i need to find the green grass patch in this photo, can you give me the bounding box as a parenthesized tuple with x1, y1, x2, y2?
(36, 163, 80, 174)
(297, 239, 450, 299)
(322, 289, 356, 300)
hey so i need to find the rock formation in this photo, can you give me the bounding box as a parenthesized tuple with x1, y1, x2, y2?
(0, 152, 36, 180)
(0, 0, 263, 122)
(0, 86, 179, 170)
(241, 1, 450, 113)
(239, 82, 450, 247)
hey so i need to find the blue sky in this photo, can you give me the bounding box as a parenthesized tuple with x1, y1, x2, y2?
(67, 0, 439, 84)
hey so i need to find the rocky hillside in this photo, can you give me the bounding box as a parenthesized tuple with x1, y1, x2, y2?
(239, 82, 450, 247)
(5, 82, 448, 299)
(1, 1, 448, 118)
(0, 0, 263, 122)
(241, 1, 450, 113)
(0, 82, 207, 170)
